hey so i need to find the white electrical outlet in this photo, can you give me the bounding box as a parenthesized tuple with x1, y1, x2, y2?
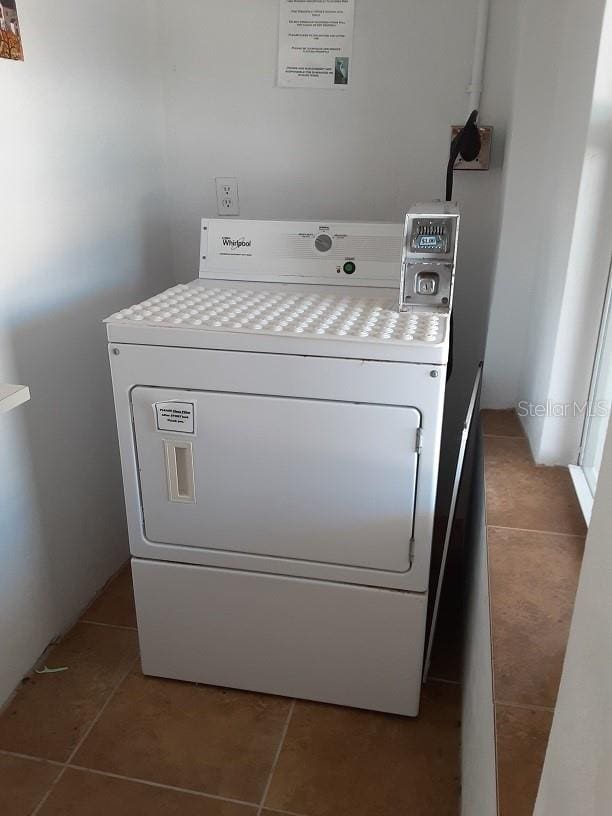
(215, 177, 240, 216)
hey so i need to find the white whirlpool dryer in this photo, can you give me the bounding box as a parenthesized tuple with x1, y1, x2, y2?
(106, 202, 459, 716)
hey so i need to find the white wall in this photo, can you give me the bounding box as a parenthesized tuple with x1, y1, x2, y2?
(482, 0, 568, 409)
(517, 0, 610, 464)
(522, 0, 612, 465)
(483, 0, 611, 466)
(0, 0, 172, 704)
(534, 396, 612, 814)
(160, 0, 520, 509)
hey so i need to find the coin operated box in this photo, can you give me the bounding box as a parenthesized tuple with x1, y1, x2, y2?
(399, 203, 460, 313)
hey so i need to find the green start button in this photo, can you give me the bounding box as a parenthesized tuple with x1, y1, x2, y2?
(343, 261, 356, 275)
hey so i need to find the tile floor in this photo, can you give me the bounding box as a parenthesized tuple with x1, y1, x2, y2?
(1, 565, 462, 816)
(482, 409, 586, 816)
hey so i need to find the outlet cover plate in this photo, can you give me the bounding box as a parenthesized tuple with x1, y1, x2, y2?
(451, 125, 493, 170)
(215, 177, 240, 216)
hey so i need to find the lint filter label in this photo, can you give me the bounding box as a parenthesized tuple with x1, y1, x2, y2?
(154, 402, 195, 434)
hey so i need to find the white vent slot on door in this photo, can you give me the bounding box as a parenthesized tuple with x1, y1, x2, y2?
(164, 440, 196, 503)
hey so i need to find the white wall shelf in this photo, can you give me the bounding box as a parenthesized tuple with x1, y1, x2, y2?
(0, 384, 31, 414)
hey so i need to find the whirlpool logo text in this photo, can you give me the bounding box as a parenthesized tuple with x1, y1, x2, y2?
(221, 237, 252, 250)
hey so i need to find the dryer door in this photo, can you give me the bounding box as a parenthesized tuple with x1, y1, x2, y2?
(132, 387, 421, 573)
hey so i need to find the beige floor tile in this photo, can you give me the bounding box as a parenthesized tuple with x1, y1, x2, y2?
(81, 564, 137, 628)
(38, 768, 257, 815)
(0, 754, 61, 816)
(264, 682, 460, 816)
(0, 624, 138, 761)
(74, 670, 292, 803)
(481, 409, 525, 438)
(496, 704, 553, 816)
(489, 527, 583, 707)
(484, 436, 586, 535)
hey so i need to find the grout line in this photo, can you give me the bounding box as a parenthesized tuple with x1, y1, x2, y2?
(257, 699, 296, 816)
(31, 655, 139, 816)
(65, 764, 261, 808)
(487, 524, 585, 539)
(495, 699, 556, 713)
(30, 766, 67, 814)
(427, 676, 461, 686)
(65, 655, 140, 766)
(1, 712, 307, 814)
(0, 749, 64, 767)
(75, 560, 131, 631)
(79, 620, 138, 631)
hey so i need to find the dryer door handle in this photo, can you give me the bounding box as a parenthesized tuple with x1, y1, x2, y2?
(163, 440, 196, 503)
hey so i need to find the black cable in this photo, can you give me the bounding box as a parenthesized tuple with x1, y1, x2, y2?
(445, 110, 480, 382)
(446, 109, 480, 201)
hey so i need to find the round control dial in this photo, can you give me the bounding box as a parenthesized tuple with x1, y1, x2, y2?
(343, 261, 356, 275)
(315, 234, 333, 252)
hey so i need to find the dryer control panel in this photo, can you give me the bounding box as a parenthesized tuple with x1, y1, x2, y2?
(399, 202, 460, 312)
(199, 218, 403, 288)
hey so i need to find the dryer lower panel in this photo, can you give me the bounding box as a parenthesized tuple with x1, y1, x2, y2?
(132, 558, 427, 717)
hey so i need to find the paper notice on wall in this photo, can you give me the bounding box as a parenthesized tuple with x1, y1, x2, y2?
(278, 0, 355, 89)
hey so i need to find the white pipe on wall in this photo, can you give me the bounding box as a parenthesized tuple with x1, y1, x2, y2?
(468, 0, 491, 116)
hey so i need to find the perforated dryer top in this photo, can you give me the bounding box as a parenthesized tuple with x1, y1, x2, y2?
(106, 280, 449, 364)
